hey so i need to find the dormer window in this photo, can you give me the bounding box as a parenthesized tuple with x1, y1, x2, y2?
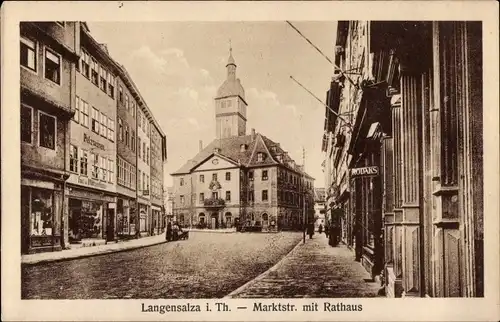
(257, 153, 265, 162)
(240, 144, 247, 152)
(277, 155, 283, 162)
(270, 146, 277, 153)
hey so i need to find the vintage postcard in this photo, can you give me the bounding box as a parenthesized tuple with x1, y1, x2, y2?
(1, 1, 499, 321)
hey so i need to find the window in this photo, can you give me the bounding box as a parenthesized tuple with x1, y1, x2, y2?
(212, 173, 217, 181)
(125, 95, 129, 111)
(225, 172, 231, 181)
(81, 100, 89, 128)
(38, 112, 56, 150)
(180, 178, 184, 186)
(91, 59, 99, 85)
(142, 172, 146, 191)
(44, 49, 61, 84)
(146, 175, 149, 192)
(118, 118, 123, 141)
(108, 159, 114, 183)
(91, 153, 99, 179)
(91, 107, 99, 133)
(125, 124, 130, 147)
(262, 170, 268, 180)
(100, 67, 107, 92)
(225, 191, 231, 201)
(107, 118, 115, 142)
(119, 86, 123, 103)
(131, 130, 136, 152)
(199, 174, 204, 183)
(199, 193, 204, 203)
(80, 149, 88, 175)
(262, 190, 268, 201)
(138, 112, 142, 130)
(180, 195, 185, 205)
(248, 171, 254, 181)
(21, 105, 32, 143)
(146, 122, 150, 137)
(100, 112, 107, 137)
(138, 170, 142, 190)
(138, 137, 141, 156)
(131, 102, 136, 118)
(80, 50, 90, 78)
(257, 153, 266, 162)
(248, 190, 254, 202)
(146, 147, 149, 165)
(21, 36, 36, 71)
(107, 73, 115, 99)
(100, 156, 107, 181)
(73, 96, 80, 123)
(69, 145, 78, 173)
(212, 191, 218, 199)
(142, 142, 146, 161)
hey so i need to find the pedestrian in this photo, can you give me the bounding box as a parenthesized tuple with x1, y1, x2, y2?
(172, 222, 180, 241)
(325, 223, 329, 238)
(307, 223, 314, 239)
(318, 224, 323, 234)
(166, 221, 172, 241)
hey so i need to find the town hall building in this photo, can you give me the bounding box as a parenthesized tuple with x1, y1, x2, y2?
(171, 47, 315, 232)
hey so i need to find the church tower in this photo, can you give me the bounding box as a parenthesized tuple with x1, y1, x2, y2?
(215, 44, 247, 139)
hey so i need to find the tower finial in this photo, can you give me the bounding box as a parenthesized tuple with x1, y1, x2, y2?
(229, 39, 232, 54)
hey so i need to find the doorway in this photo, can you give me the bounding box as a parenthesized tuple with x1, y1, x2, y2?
(106, 209, 115, 242)
(211, 212, 219, 229)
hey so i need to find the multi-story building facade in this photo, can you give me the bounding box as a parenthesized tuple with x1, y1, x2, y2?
(20, 21, 168, 253)
(20, 21, 80, 254)
(171, 49, 314, 231)
(322, 21, 483, 297)
(313, 188, 326, 230)
(136, 95, 152, 236)
(150, 121, 167, 234)
(66, 23, 118, 246)
(114, 66, 138, 238)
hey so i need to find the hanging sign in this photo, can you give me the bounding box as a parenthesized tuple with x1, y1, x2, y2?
(350, 166, 379, 177)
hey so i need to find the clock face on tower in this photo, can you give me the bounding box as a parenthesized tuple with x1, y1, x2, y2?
(212, 159, 219, 165)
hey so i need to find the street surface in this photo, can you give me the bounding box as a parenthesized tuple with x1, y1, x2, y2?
(228, 233, 380, 298)
(22, 232, 302, 299)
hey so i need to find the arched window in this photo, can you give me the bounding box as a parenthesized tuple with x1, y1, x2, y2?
(199, 213, 205, 224)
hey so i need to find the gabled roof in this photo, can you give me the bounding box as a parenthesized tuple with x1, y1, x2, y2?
(171, 131, 315, 179)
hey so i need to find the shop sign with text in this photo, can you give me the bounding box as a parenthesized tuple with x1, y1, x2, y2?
(83, 133, 105, 151)
(350, 166, 379, 177)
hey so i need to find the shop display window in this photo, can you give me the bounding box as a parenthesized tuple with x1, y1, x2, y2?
(30, 188, 54, 237)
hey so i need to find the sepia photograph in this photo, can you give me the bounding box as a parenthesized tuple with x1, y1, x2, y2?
(2, 1, 499, 321)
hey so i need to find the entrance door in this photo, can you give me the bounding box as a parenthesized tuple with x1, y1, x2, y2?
(211, 213, 218, 229)
(106, 209, 115, 242)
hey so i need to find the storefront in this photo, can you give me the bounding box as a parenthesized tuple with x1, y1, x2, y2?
(151, 205, 162, 235)
(67, 185, 116, 243)
(138, 203, 150, 236)
(21, 177, 65, 254)
(116, 197, 136, 237)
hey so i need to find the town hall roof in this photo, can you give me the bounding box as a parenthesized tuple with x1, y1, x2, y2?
(171, 132, 314, 180)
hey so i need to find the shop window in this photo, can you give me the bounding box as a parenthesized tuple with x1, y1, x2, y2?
(80, 200, 102, 238)
(91, 107, 99, 133)
(21, 36, 37, 71)
(226, 172, 231, 181)
(225, 191, 231, 201)
(262, 170, 268, 181)
(38, 111, 56, 150)
(107, 118, 115, 142)
(81, 100, 89, 128)
(69, 145, 78, 173)
(21, 105, 33, 143)
(262, 190, 268, 201)
(30, 188, 54, 237)
(80, 149, 88, 176)
(44, 48, 61, 84)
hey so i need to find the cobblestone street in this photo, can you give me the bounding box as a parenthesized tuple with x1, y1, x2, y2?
(227, 233, 381, 298)
(22, 232, 302, 299)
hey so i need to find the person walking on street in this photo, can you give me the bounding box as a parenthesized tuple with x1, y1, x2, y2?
(318, 224, 323, 235)
(307, 223, 314, 239)
(172, 222, 180, 241)
(165, 221, 172, 241)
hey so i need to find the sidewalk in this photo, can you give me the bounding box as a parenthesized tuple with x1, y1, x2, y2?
(21, 234, 167, 265)
(186, 228, 236, 233)
(226, 234, 381, 298)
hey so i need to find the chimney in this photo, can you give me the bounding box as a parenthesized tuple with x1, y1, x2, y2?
(199, 140, 203, 152)
(251, 128, 256, 141)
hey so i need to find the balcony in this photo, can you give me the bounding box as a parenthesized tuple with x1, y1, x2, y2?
(203, 198, 226, 209)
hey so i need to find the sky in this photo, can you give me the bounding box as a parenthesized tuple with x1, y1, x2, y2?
(87, 21, 337, 188)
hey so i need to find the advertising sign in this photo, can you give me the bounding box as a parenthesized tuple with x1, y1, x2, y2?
(350, 166, 379, 177)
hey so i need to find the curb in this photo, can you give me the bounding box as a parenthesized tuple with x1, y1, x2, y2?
(21, 239, 169, 266)
(223, 238, 305, 298)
